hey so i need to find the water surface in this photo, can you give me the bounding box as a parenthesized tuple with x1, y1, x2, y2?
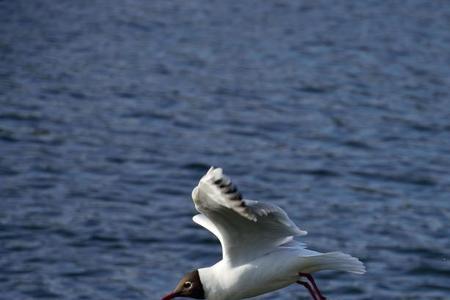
(1, 1, 450, 299)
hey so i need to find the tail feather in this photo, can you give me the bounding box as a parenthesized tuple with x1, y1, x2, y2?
(300, 252, 366, 274)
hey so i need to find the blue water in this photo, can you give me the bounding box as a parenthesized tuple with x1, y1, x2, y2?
(1, 1, 450, 299)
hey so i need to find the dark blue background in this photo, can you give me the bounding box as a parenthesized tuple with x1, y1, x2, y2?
(1, 1, 449, 299)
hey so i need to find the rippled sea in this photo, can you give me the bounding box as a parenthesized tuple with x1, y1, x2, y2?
(1, 1, 450, 299)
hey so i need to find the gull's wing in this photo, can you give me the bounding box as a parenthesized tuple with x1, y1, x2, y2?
(191, 167, 307, 265)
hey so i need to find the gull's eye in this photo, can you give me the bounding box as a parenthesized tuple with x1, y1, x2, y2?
(183, 281, 192, 289)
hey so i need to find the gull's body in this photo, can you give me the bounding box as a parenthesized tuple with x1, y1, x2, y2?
(199, 247, 352, 300)
(163, 167, 365, 300)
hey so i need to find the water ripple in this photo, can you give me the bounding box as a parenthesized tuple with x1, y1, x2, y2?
(1, 1, 450, 299)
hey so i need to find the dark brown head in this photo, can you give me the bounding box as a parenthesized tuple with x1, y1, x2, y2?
(161, 270, 205, 300)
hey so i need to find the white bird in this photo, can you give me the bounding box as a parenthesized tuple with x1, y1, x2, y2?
(162, 167, 365, 300)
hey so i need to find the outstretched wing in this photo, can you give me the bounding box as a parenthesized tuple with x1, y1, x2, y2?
(191, 167, 306, 265)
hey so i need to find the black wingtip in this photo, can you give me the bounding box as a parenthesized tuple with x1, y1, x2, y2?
(212, 174, 243, 201)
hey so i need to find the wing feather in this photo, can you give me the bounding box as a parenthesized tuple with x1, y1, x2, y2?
(192, 214, 223, 244)
(191, 167, 306, 265)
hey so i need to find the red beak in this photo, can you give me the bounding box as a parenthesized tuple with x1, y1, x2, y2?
(161, 291, 180, 300)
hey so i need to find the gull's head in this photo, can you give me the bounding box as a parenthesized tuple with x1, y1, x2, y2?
(161, 270, 205, 300)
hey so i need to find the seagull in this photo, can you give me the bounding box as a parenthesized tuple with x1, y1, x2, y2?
(162, 167, 365, 300)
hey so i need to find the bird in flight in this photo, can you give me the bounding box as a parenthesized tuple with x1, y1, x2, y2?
(162, 167, 365, 300)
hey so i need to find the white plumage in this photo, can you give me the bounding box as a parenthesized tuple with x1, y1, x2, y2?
(189, 167, 365, 300)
